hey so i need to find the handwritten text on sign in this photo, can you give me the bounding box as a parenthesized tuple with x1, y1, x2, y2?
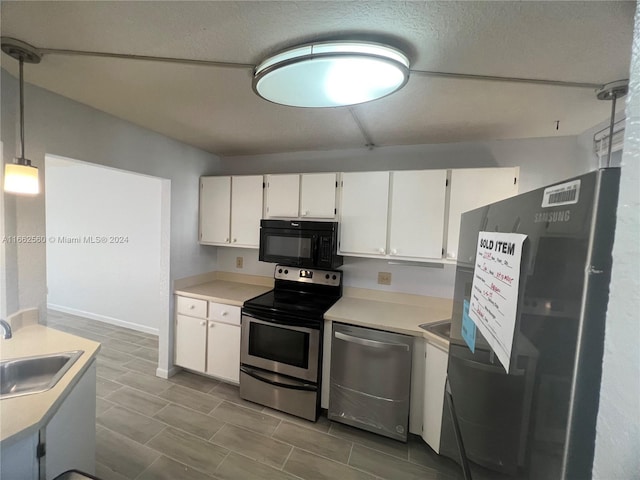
(469, 232, 527, 372)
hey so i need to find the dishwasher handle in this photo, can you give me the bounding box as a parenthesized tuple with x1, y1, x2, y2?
(334, 331, 410, 351)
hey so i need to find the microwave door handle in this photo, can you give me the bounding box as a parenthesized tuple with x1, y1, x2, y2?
(311, 235, 318, 263)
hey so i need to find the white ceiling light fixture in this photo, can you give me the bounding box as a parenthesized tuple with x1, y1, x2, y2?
(253, 41, 410, 108)
(2, 38, 42, 195)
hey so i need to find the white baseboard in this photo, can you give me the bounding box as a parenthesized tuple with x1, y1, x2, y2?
(156, 366, 180, 379)
(47, 304, 159, 336)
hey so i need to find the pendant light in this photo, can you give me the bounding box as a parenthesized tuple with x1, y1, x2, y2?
(2, 38, 42, 195)
(253, 41, 410, 108)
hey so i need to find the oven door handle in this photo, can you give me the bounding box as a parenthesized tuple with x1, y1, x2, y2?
(334, 331, 410, 351)
(240, 366, 317, 391)
(241, 311, 318, 329)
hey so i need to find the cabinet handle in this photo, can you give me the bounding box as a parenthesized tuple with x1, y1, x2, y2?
(225, 237, 229, 243)
(209, 323, 215, 328)
(233, 238, 237, 243)
(377, 248, 386, 254)
(189, 305, 195, 310)
(302, 210, 309, 216)
(221, 311, 228, 316)
(200, 321, 206, 326)
(391, 249, 398, 255)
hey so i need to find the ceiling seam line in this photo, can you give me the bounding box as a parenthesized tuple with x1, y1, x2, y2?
(348, 107, 375, 148)
(409, 70, 603, 89)
(37, 48, 255, 69)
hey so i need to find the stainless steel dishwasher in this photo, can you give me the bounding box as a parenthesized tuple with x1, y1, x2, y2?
(328, 323, 413, 442)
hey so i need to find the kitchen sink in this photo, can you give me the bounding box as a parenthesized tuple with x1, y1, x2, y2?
(0, 350, 84, 399)
(419, 320, 451, 340)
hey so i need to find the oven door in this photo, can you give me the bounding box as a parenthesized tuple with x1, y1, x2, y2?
(259, 228, 318, 267)
(241, 312, 320, 382)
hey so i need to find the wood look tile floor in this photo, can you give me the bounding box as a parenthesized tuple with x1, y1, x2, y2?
(46, 310, 463, 480)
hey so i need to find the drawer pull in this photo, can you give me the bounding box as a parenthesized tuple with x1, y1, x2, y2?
(189, 305, 195, 310)
(221, 311, 228, 316)
(200, 321, 206, 326)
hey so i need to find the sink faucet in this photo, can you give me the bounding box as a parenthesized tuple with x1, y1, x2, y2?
(0, 319, 12, 339)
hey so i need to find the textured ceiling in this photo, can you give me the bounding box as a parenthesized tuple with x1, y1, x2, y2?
(0, 1, 635, 156)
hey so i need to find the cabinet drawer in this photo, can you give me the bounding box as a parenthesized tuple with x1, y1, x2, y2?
(209, 302, 241, 325)
(176, 296, 208, 318)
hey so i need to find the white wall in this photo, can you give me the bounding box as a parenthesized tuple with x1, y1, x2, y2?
(218, 248, 457, 298)
(592, 7, 640, 478)
(217, 134, 588, 194)
(1, 68, 219, 375)
(46, 156, 165, 334)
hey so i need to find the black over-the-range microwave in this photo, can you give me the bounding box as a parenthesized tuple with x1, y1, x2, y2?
(258, 220, 343, 269)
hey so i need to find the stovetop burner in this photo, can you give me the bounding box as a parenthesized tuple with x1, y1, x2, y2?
(243, 264, 342, 320)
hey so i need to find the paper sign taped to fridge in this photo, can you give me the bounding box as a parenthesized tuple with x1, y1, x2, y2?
(468, 232, 527, 372)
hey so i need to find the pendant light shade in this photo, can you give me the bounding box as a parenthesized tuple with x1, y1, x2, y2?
(253, 41, 410, 108)
(4, 162, 39, 194)
(2, 37, 42, 195)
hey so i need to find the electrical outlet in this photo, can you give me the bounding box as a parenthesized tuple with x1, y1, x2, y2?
(236, 256, 244, 269)
(378, 272, 392, 285)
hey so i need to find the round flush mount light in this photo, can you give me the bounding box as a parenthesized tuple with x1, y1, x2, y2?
(253, 41, 410, 108)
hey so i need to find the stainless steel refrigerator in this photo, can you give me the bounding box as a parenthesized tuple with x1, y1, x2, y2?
(439, 168, 620, 480)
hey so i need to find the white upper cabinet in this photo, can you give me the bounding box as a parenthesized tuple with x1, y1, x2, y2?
(389, 170, 447, 259)
(265, 174, 300, 218)
(446, 167, 519, 259)
(339, 171, 390, 256)
(199, 175, 263, 248)
(265, 172, 337, 219)
(300, 173, 337, 218)
(200, 176, 231, 244)
(231, 175, 264, 247)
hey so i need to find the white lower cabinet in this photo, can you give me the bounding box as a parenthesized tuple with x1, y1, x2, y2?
(422, 341, 449, 453)
(175, 314, 207, 371)
(206, 321, 240, 383)
(174, 296, 241, 384)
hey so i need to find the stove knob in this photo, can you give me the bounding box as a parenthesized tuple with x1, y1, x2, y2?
(325, 274, 330, 279)
(284, 269, 289, 274)
(332, 275, 337, 280)
(278, 268, 283, 274)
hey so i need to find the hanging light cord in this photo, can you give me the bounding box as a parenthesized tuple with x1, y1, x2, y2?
(18, 55, 26, 163)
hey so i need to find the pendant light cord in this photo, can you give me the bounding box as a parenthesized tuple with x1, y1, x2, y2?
(18, 55, 26, 163)
(606, 93, 617, 168)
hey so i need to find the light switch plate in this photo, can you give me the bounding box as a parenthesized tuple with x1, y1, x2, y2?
(236, 256, 244, 269)
(378, 272, 392, 285)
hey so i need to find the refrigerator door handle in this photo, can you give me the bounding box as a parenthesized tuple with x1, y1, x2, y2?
(458, 355, 525, 376)
(334, 331, 410, 351)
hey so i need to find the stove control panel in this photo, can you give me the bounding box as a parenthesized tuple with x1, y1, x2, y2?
(274, 265, 342, 286)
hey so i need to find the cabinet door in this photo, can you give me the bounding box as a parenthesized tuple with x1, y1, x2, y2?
(339, 171, 389, 256)
(206, 321, 241, 384)
(422, 342, 449, 453)
(175, 314, 206, 372)
(231, 175, 264, 247)
(301, 173, 337, 218)
(265, 174, 300, 218)
(46, 360, 96, 479)
(200, 176, 231, 245)
(389, 170, 447, 259)
(446, 168, 519, 259)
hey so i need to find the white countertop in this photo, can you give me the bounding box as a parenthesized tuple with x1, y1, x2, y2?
(0, 325, 101, 444)
(324, 295, 453, 350)
(175, 280, 272, 306)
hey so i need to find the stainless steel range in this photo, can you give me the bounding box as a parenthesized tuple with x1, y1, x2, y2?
(240, 264, 342, 421)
